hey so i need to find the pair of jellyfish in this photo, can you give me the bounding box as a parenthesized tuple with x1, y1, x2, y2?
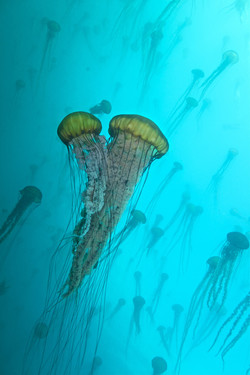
(0, 186, 42, 245)
(208, 148, 238, 204)
(209, 291, 249, 361)
(175, 232, 249, 374)
(89, 100, 112, 116)
(26, 112, 168, 374)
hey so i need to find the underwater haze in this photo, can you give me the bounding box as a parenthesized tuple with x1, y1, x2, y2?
(0, 0, 250, 375)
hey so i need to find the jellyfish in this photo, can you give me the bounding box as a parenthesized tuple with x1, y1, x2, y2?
(207, 232, 249, 310)
(209, 291, 250, 361)
(151, 356, 168, 375)
(169, 304, 184, 349)
(107, 298, 126, 320)
(146, 162, 183, 213)
(38, 19, 61, 81)
(208, 148, 238, 204)
(199, 50, 239, 100)
(134, 271, 142, 295)
(0, 186, 42, 244)
(146, 226, 165, 255)
(157, 326, 171, 356)
(150, 273, 169, 315)
(167, 97, 199, 136)
(25, 112, 168, 374)
(126, 296, 145, 352)
(90, 100, 112, 115)
(89, 356, 102, 375)
(34, 322, 49, 339)
(164, 201, 203, 271)
(175, 256, 221, 375)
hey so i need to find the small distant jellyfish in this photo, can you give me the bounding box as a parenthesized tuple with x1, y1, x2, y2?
(167, 96, 199, 136)
(151, 356, 168, 375)
(134, 271, 142, 295)
(208, 148, 238, 204)
(126, 296, 146, 352)
(114, 209, 146, 247)
(0, 186, 42, 244)
(89, 355, 103, 375)
(38, 19, 61, 81)
(150, 273, 169, 315)
(34, 322, 49, 339)
(146, 162, 183, 213)
(199, 50, 239, 100)
(146, 226, 164, 255)
(107, 298, 126, 320)
(210, 291, 250, 361)
(90, 100, 112, 115)
(169, 304, 184, 349)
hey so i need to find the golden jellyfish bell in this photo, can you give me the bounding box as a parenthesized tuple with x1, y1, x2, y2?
(108, 114, 169, 158)
(57, 112, 102, 145)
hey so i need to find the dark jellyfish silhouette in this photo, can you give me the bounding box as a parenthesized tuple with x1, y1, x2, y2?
(113, 209, 146, 248)
(134, 271, 142, 296)
(146, 162, 183, 213)
(0, 186, 42, 244)
(38, 19, 61, 83)
(151, 356, 168, 375)
(126, 296, 146, 352)
(169, 304, 184, 349)
(208, 148, 238, 204)
(210, 291, 250, 361)
(199, 50, 239, 100)
(167, 96, 199, 136)
(150, 273, 169, 315)
(107, 298, 126, 320)
(90, 100, 112, 115)
(34, 322, 49, 339)
(146, 226, 165, 255)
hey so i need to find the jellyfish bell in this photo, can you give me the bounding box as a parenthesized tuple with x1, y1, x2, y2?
(173, 161, 183, 170)
(207, 256, 221, 271)
(222, 50, 239, 66)
(20, 186, 43, 204)
(130, 209, 147, 225)
(15, 79, 26, 91)
(226, 231, 249, 251)
(118, 298, 126, 306)
(34, 322, 49, 339)
(47, 20, 61, 36)
(90, 100, 112, 115)
(172, 304, 184, 315)
(151, 227, 164, 238)
(228, 147, 239, 158)
(191, 69, 205, 80)
(185, 96, 199, 109)
(151, 356, 168, 375)
(161, 273, 169, 282)
(133, 295, 145, 309)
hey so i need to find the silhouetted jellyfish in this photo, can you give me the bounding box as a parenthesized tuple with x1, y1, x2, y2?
(0, 281, 9, 296)
(150, 273, 169, 315)
(134, 271, 142, 295)
(24, 113, 168, 375)
(126, 296, 145, 352)
(146, 226, 164, 255)
(34, 322, 49, 339)
(90, 100, 112, 115)
(38, 19, 61, 81)
(167, 97, 199, 136)
(207, 232, 249, 310)
(89, 355, 102, 375)
(107, 298, 126, 320)
(175, 256, 221, 374)
(199, 50, 239, 100)
(164, 202, 203, 270)
(157, 326, 171, 355)
(208, 148, 238, 204)
(151, 356, 168, 375)
(209, 291, 250, 361)
(0, 186, 42, 244)
(146, 162, 183, 213)
(113, 209, 146, 248)
(169, 304, 184, 349)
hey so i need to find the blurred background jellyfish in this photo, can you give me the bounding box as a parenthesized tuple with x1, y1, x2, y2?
(175, 256, 221, 375)
(0, 186, 42, 244)
(150, 273, 169, 316)
(167, 97, 199, 136)
(38, 19, 61, 82)
(151, 356, 168, 375)
(207, 232, 249, 310)
(208, 148, 238, 204)
(89, 355, 103, 375)
(126, 296, 146, 352)
(146, 226, 164, 255)
(199, 50, 239, 100)
(210, 291, 250, 361)
(89, 99, 112, 115)
(134, 271, 142, 295)
(107, 298, 126, 320)
(169, 304, 184, 349)
(34, 322, 49, 340)
(146, 162, 183, 214)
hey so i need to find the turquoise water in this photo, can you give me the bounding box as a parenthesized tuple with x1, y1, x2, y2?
(0, 1, 249, 374)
